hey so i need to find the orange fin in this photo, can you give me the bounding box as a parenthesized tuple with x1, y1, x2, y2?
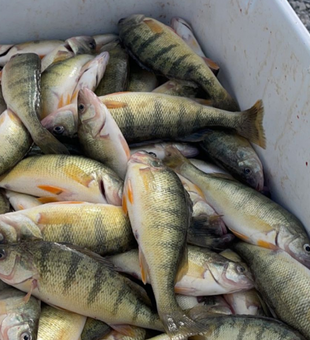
(175, 244, 188, 283)
(119, 135, 130, 159)
(58, 94, 64, 108)
(257, 239, 278, 250)
(144, 19, 164, 34)
(102, 100, 128, 109)
(127, 179, 134, 205)
(231, 230, 250, 242)
(139, 248, 150, 285)
(37, 185, 64, 195)
(63, 164, 94, 187)
(174, 285, 196, 295)
(202, 56, 220, 74)
(23, 279, 38, 303)
(70, 90, 78, 103)
(110, 325, 137, 337)
(37, 197, 59, 203)
(192, 98, 214, 106)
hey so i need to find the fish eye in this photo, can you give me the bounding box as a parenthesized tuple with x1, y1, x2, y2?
(0, 248, 6, 260)
(236, 265, 246, 273)
(52, 126, 65, 136)
(243, 168, 251, 175)
(78, 103, 85, 112)
(89, 41, 96, 50)
(303, 244, 310, 253)
(148, 152, 157, 157)
(20, 332, 31, 340)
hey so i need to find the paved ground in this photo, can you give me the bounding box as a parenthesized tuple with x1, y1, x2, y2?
(288, 0, 310, 31)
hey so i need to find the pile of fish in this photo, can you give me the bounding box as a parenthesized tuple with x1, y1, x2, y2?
(0, 13, 308, 340)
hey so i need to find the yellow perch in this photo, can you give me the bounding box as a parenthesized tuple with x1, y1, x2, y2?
(0, 155, 123, 206)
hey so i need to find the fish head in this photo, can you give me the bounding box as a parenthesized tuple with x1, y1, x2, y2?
(236, 149, 264, 191)
(118, 14, 145, 30)
(0, 243, 35, 285)
(6, 315, 39, 340)
(0, 214, 42, 244)
(172, 143, 199, 158)
(78, 88, 107, 137)
(223, 261, 254, 291)
(65, 35, 97, 54)
(41, 104, 77, 138)
(128, 151, 164, 171)
(285, 234, 310, 269)
(99, 171, 123, 206)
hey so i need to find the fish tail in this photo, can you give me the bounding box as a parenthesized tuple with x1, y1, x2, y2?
(162, 145, 189, 170)
(160, 309, 208, 340)
(32, 128, 70, 155)
(237, 100, 266, 148)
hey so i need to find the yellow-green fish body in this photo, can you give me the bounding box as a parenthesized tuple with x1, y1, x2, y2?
(0, 109, 33, 176)
(78, 88, 130, 179)
(127, 60, 157, 92)
(81, 318, 111, 340)
(0, 241, 164, 332)
(234, 242, 310, 339)
(0, 202, 135, 255)
(164, 147, 310, 268)
(1, 53, 69, 154)
(99, 92, 265, 147)
(0, 155, 123, 205)
(118, 15, 238, 111)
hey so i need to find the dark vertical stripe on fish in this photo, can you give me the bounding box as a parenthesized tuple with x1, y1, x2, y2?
(147, 44, 178, 64)
(87, 265, 105, 306)
(39, 242, 54, 275)
(63, 251, 83, 293)
(236, 319, 248, 340)
(135, 34, 163, 58)
(165, 54, 191, 77)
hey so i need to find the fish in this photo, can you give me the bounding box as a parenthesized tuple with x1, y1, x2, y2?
(176, 295, 233, 316)
(127, 60, 158, 92)
(118, 15, 238, 111)
(200, 129, 264, 190)
(163, 146, 310, 268)
(130, 142, 199, 160)
(0, 155, 123, 205)
(188, 158, 232, 176)
(0, 190, 10, 214)
(0, 202, 135, 255)
(41, 54, 94, 118)
(41, 52, 110, 138)
(108, 246, 254, 296)
(100, 326, 146, 340)
(65, 35, 97, 55)
(93, 34, 119, 52)
(81, 318, 111, 340)
(170, 17, 219, 75)
(0, 109, 33, 176)
(41, 44, 75, 72)
(1, 53, 69, 155)
(0, 40, 63, 66)
(0, 287, 41, 340)
(99, 92, 265, 147)
(0, 84, 7, 113)
(234, 242, 310, 339)
(152, 79, 201, 98)
(0, 241, 164, 333)
(224, 289, 269, 316)
(123, 151, 205, 339)
(5, 190, 43, 211)
(37, 304, 86, 340)
(78, 88, 130, 179)
(95, 43, 129, 96)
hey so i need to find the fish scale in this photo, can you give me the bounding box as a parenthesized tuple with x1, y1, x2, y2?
(0, 241, 164, 333)
(118, 15, 239, 111)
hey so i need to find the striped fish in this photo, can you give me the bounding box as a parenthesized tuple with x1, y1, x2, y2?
(99, 92, 265, 147)
(0, 202, 135, 255)
(0, 241, 164, 333)
(118, 15, 238, 111)
(1, 54, 69, 155)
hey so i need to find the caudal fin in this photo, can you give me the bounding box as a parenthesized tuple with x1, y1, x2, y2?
(33, 128, 70, 155)
(237, 100, 266, 148)
(160, 309, 209, 340)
